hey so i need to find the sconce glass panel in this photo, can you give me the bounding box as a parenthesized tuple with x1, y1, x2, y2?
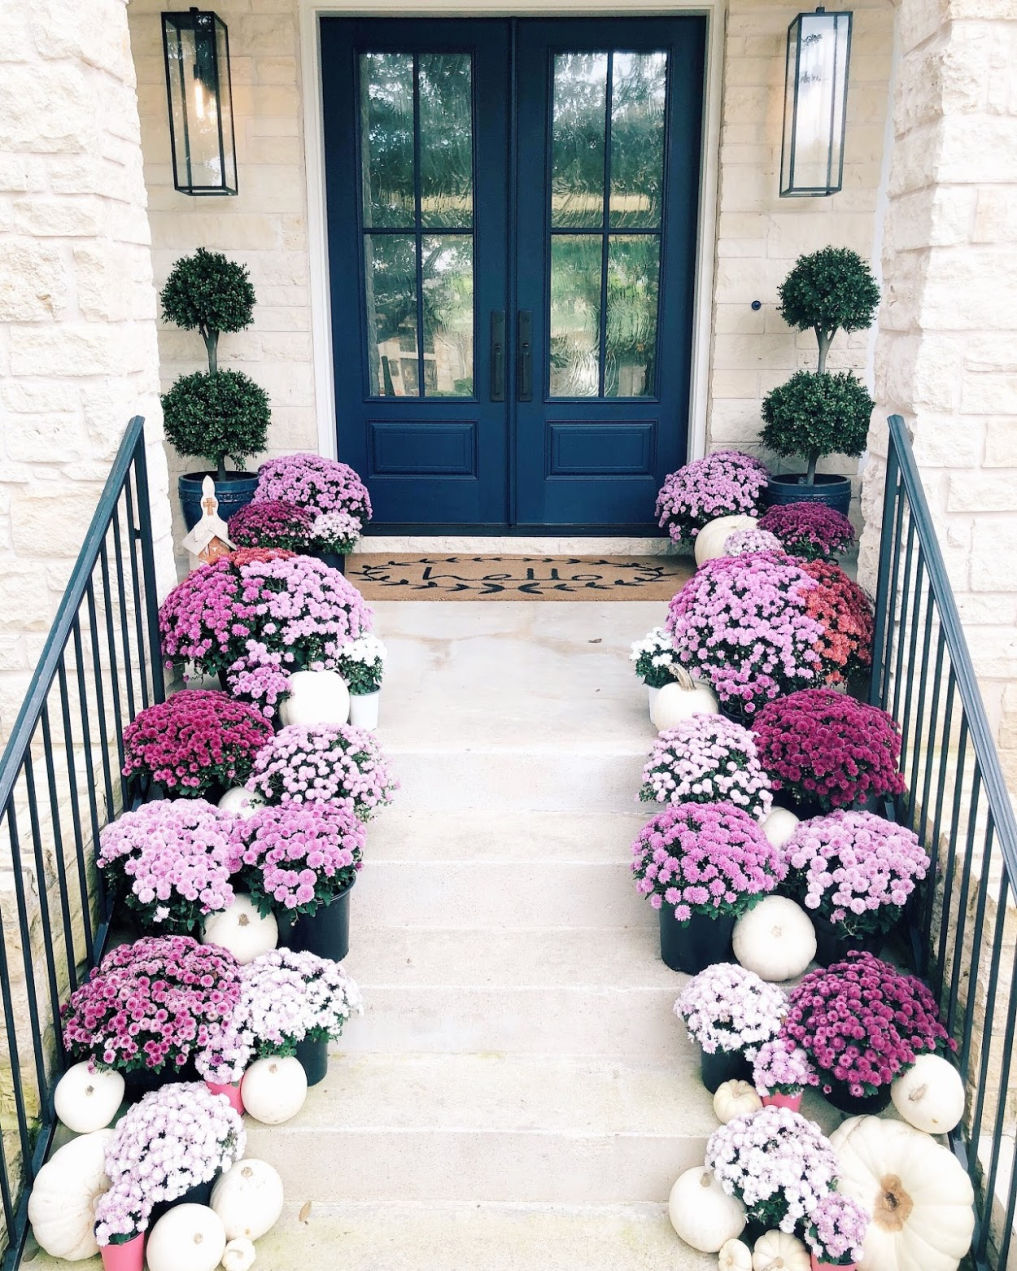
(162, 9, 238, 195)
(780, 9, 852, 197)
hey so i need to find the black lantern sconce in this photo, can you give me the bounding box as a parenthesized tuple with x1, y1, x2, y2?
(780, 7, 852, 197)
(162, 8, 238, 195)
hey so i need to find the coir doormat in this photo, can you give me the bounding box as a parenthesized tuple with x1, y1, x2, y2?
(346, 554, 694, 600)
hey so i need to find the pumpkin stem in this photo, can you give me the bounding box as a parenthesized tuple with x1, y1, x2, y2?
(875, 1174, 913, 1231)
(698, 1171, 714, 1189)
(908, 1083, 928, 1102)
(670, 665, 695, 691)
(238, 914, 250, 927)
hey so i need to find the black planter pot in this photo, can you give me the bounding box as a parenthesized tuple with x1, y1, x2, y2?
(150, 1175, 215, 1226)
(294, 1034, 329, 1086)
(658, 907, 735, 975)
(762, 473, 852, 518)
(822, 1075, 892, 1116)
(811, 913, 883, 967)
(771, 790, 826, 821)
(289, 883, 355, 963)
(699, 1046, 753, 1094)
(313, 550, 346, 575)
(179, 471, 259, 530)
(122, 1058, 199, 1103)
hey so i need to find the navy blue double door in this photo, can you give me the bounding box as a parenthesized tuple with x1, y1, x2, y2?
(321, 17, 705, 532)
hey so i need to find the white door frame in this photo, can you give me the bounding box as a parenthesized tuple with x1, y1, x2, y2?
(299, 0, 724, 472)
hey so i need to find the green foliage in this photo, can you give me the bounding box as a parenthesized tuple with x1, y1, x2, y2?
(161, 370, 270, 477)
(160, 248, 256, 339)
(761, 370, 875, 472)
(778, 247, 880, 354)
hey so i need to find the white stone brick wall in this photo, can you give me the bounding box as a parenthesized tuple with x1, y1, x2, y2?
(0, 0, 173, 746)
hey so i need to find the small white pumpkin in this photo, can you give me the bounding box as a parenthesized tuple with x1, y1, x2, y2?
(53, 1061, 124, 1133)
(650, 668, 719, 731)
(695, 515, 758, 566)
(891, 1054, 965, 1135)
(217, 787, 265, 820)
(713, 1079, 763, 1124)
(760, 807, 800, 850)
(279, 669, 351, 727)
(719, 1238, 753, 1270)
(28, 1128, 113, 1260)
(733, 896, 817, 982)
(668, 1166, 746, 1253)
(221, 1238, 257, 1271)
(211, 1159, 284, 1241)
(240, 1055, 307, 1125)
(146, 1204, 226, 1271)
(752, 1229, 810, 1270)
(831, 1114, 975, 1270)
(202, 894, 278, 965)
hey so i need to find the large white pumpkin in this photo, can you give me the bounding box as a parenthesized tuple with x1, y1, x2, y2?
(217, 788, 265, 820)
(202, 894, 278, 965)
(279, 670, 351, 727)
(240, 1055, 308, 1125)
(668, 1166, 746, 1253)
(650, 670, 719, 731)
(146, 1204, 226, 1271)
(211, 1159, 284, 1241)
(53, 1062, 124, 1133)
(733, 896, 817, 982)
(830, 1115, 975, 1271)
(890, 1054, 965, 1135)
(28, 1128, 113, 1260)
(752, 1230, 810, 1270)
(760, 807, 800, 850)
(695, 515, 758, 567)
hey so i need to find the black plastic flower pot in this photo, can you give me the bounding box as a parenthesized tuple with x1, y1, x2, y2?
(762, 473, 852, 518)
(699, 1046, 753, 1094)
(658, 907, 735, 975)
(178, 471, 259, 530)
(811, 914, 884, 967)
(312, 549, 346, 575)
(294, 1034, 329, 1086)
(289, 883, 354, 963)
(821, 1075, 892, 1116)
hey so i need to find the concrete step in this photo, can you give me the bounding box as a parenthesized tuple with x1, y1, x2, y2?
(245, 1052, 715, 1204)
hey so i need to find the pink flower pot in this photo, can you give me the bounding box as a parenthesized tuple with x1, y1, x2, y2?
(761, 1090, 802, 1112)
(205, 1079, 244, 1115)
(810, 1257, 855, 1271)
(100, 1232, 144, 1271)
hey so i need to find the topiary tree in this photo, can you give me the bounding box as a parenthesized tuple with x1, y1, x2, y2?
(761, 370, 874, 484)
(777, 246, 880, 374)
(161, 370, 270, 482)
(160, 247, 256, 374)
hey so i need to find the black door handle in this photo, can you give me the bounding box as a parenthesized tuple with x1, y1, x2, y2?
(490, 311, 505, 402)
(517, 310, 532, 402)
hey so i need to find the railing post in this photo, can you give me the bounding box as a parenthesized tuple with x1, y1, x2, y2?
(131, 419, 166, 705)
(869, 414, 904, 711)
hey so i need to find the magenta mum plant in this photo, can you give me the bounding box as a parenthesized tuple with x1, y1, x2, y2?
(675, 963, 787, 1058)
(639, 715, 773, 821)
(752, 1036, 818, 1097)
(753, 689, 905, 811)
(227, 497, 314, 552)
(247, 723, 397, 821)
(665, 553, 824, 716)
(784, 810, 930, 937)
(97, 798, 235, 933)
(254, 453, 372, 551)
(784, 950, 955, 1097)
(655, 450, 770, 545)
(758, 501, 856, 562)
(228, 799, 366, 916)
(632, 801, 785, 922)
(805, 1192, 870, 1266)
(122, 690, 272, 798)
(61, 936, 241, 1076)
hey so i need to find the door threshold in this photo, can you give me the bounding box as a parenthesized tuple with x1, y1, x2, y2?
(351, 535, 683, 556)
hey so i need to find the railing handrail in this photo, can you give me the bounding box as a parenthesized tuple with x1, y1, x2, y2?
(872, 413, 1017, 871)
(0, 416, 161, 812)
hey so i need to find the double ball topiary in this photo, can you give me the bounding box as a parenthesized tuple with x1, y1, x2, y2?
(760, 369, 874, 479)
(161, 369, 270, 481)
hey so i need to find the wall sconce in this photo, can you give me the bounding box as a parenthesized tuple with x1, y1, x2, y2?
(780, 7, 852, 197)
(162, 8, 238, 195)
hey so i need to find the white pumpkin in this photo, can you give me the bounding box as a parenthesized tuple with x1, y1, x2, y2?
(668, 1166, 746, 1253)
(202, 894, 278, 965)
(890, 1054, 965, 1135)
(211, 1159, 284, 1241)
(719, 1238, 753, 1270)
(279, 670, 351, 727)
(650, 669, 719, 731)
(53, 1062, 124, 1133)
(146, 1204, 226, 1271)
(221, 1238, 257, 1271)
(760, 807, 800, 850)
(752, 1230, 810, 1270)
(240, 1055, 307, 1125)
(830, 1115, 975, 1271)
(695, 515, 758, 566)
(217, 788, 265, 820)
(733, 897, 817, 982)
(28, 1128, 113, 1260)
(713, 1079, 763, 1124)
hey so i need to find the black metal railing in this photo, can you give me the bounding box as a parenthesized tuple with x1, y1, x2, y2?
(871, 413, 1017, 1271)
(0, 417, 163, 1269)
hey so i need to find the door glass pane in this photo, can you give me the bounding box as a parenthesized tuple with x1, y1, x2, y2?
(419, 54, 474, 228)
(364, 234, 418, 396)
(361, 53, 415, 228)
(605, 235, 660, 397)
(549, 235, 602, 397)
(422, 235, 474, 396)
(610, 52, 667, 229)
(551, 53, 608, 229)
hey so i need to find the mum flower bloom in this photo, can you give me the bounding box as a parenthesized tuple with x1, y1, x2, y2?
(655, 450, 770, 545)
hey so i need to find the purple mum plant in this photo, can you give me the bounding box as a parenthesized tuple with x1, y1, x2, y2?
(722, 527, 783, 557)
(752, 1036, 818, 1097)
(227, 497, 315, 552)
(247, 723, 397, 821)
(655, 450, 770, 545)
(675, 963, 788, 1058)
(254, 453, 372, 551)
(805, 1192, 870, 1266)
(638, 714, 773, 821)
(758, 501, 856, 562)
